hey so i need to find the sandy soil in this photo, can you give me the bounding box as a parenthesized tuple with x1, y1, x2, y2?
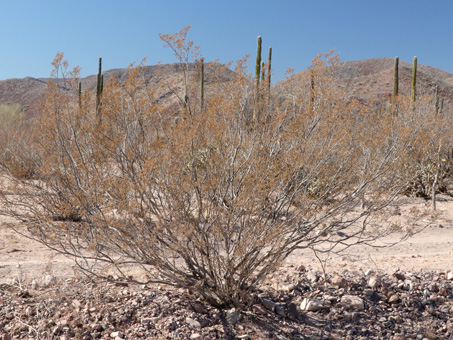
(1, 195, 452, 285)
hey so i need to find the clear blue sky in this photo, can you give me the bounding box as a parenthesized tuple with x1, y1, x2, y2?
(0, 0, 452, 82)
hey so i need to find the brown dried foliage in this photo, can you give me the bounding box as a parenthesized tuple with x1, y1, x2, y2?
(1, 29, 452, 308)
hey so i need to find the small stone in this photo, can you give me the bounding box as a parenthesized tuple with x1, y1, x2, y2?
(331, 275, 348, 288)
(388, 294, 399, 304)
(226, 308, 240, 325)
(190, 333, 202, 339)
(300, 298, 324, 312)
(447, 272, 453, 280)
(392, 335, 407, 340)
(341, 295, 365, 310)
(429, 283, 439, 293)
(71, 299, 81, 308)
(281, 284, 295, 292)
(42, 274, 56, 287)
(252, 304, 268, 315)
(25, 306, 33, 316)
(403, 279, 414, 290)
(367, 275, 380, 289)
(287, 302, 300, 321)
(110, 331, 124, 339)
(307, 270, 319, 282)
(363, 289, 374, 296)
(393, 272, 406, 281)
(192, 302, 207, 314)
(262, 298, 276, 311)
(439, 287, 448, 296)
(237, 335, 250, 340)
(365, 269, 375, 276)
(275, 304, 286, 317)
(185, 317, 201, 329)
(31, 280, 38, 290)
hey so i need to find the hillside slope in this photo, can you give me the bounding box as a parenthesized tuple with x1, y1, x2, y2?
(1, 58, 452, 115)
(0, 62, 233, 116)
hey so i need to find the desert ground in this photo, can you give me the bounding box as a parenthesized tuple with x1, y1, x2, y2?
(0, 195, 452, 285)
(1, 195, 453, 339)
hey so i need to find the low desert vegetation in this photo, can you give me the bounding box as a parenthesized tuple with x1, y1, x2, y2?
(1, 27, 452, 308)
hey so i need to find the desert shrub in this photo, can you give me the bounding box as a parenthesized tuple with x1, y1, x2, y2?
(0, 30, 439, 308)
(0, 104, 40, 179)
(390, 94, 453, 198)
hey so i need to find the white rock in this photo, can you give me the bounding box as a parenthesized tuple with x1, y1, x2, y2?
(300, 298, 324, 312)
(306, 270, 319, 282)
(110, 331, 124, 338)
(31, 280, 38, 290)
(365, 269, 375, 276)
(447, 271, 453, 280)
(42, 274, 56, 287)
(367, 275, 381, 289)
(185, 317, 201, 329)
(341, 295, 365, 310)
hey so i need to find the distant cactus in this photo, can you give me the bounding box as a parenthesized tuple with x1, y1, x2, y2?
(254, 36, 262, 120)
(412, 56, 417, 104)
(393, 57, 399, 99)
(435, 85, 439, 114)
(255, 36, 262, 97)
(200, 57, 205, 112)
(78, 81, 82, 109)
(261, 61, 265, 82)
(267, 47, 272, 103)
(267, 47, 272, 87)
(310, 70, 315, 108)
(96, 57, 103, 114)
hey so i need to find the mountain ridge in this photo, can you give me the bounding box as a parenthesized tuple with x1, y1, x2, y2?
(1, 58, 452, 116)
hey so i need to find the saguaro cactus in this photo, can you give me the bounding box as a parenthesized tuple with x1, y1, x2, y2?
(435, 85, 439, 115)
(261, 61, 265, 82)
(78, 81, 82, 109)
(255, 36, 262, 108)
(310, 70, 315, 108)
(96, 57, 103, 114)
(267, 48, 272, 87)
(267, 47, 272, 104)
(412, 56, 417, 105)
(393, 57, 399, 99)
(200, 57, 205, 112)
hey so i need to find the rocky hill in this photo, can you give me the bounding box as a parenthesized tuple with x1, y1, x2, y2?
(0, 62, 233, 117)
(1, 58, 453, 116)
(333, 57, 453, 109)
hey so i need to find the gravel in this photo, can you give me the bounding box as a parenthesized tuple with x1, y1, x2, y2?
(0, 267, 452, 339)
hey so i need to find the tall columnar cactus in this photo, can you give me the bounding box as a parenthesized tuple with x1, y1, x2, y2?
(435, 85, 439, 115)
(96, 57, 103, 114)
(412, 56, 417, 105)
(78, 81, 82, 109)
(200, 57, 205, 112)
(393, 57, 399, 99)
(261, 61, 265, 82)
(254, 36, 262, 117)
(310, 70, 315, 108)
(267, 47, 272, 91)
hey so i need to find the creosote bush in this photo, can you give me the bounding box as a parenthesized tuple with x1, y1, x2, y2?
(0, 29, 451, 308)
